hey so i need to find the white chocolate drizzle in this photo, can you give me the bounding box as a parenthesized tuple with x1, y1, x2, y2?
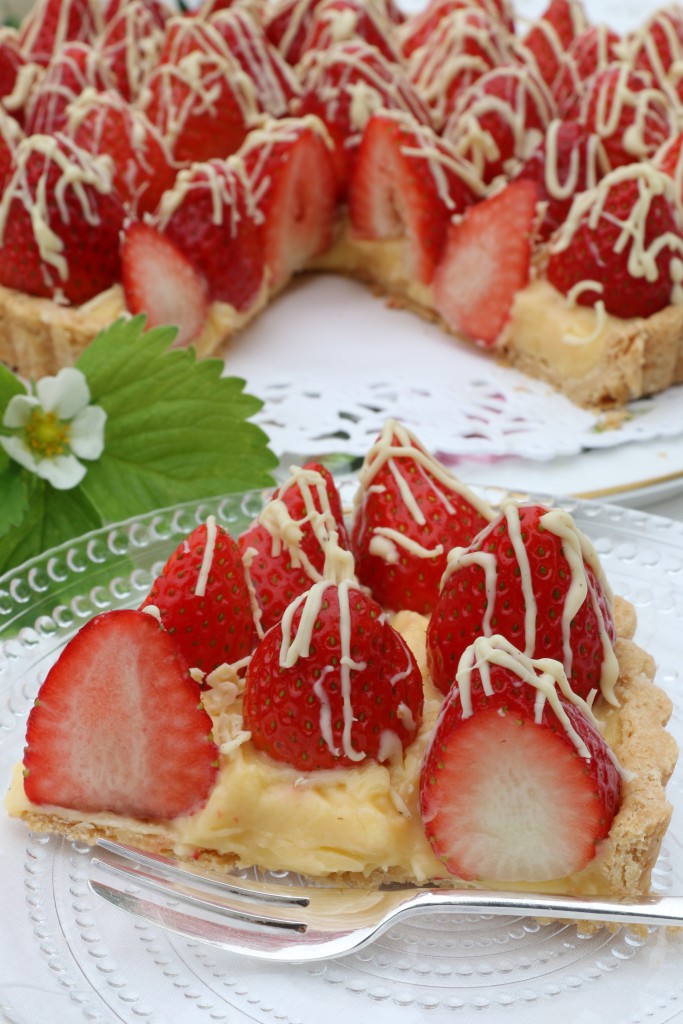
(194, 515, 218, 597)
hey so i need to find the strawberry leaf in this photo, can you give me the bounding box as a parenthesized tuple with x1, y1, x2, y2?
(0, 456, 29, 542)
(76, 316, 278, 522)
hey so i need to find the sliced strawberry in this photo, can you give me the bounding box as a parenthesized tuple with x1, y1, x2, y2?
(521, 0, 588, 89)
(407, 8, 514, 127)
(432, 179, 537, 347)
(443, 65, 555, 186)
(141, 50, 259, 164)
(546, 165, 683, 320)
(349, 111, 482, 284)
(66, 89, 176, 215)
(243, 575, 423, 770)
(514, 119, 609, 240)
(552, 24, 621, 114)
(154, 158, 266, 311)
(419, 636, 621, 882)
(351, 419, 493, 614)
(300, 0, 402, 63)
(426, 500, 618, 703)
(18, 0, 102, 67)
(399, 0, 514, 58)
(99, 0, 168, 102)
(573, 63, 674, 170)
(23, 609, 219, 820)
(140, 517, 259, 673)
(238, 462, 350, 632)
(121, 222, 210, 347)
(298, 39, 432, 195)
(24, 42, 114, 136)
(240, 117, 337, 290)
(0, 133, 124, 305)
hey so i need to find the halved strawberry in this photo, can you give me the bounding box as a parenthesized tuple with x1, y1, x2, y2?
(351, 419, 493, 613)
(140, 517, 259, 673)
(243, 575, 423, 770)
(154, 158, 266, 312)
(426, 500, 618, 703)
(349, 111, 482, 284)
(298, 39, 432, 194)
(419, 635, 621, 882)
(432, 178, 537, 347)
(238, 462, 350, 632)
(521, 0, 588, 88)
(23, 609, 219, 820)
(240, 117, 337, 291)
(121, 222, 210, 347)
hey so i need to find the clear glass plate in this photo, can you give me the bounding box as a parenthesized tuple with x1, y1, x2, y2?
(0, 491, 682, 1024)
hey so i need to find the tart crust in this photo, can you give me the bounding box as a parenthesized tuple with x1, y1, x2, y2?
(6, 597, 678, 903)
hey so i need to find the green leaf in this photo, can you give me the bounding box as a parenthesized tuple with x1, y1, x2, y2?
(77, 317, 277, 521)
(0, 455, 30, 540)
(0, 361, 27, 409)
(0, 479, 102, 577)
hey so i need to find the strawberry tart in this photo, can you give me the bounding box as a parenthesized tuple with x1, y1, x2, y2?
(5, 420, 678, 904)
(1, 0, 683, 407)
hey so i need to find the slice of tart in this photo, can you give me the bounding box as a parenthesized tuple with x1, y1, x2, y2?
(5, 428, 678, 902)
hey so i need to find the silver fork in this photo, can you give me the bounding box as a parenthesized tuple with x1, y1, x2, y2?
(89, 839, 683, 963)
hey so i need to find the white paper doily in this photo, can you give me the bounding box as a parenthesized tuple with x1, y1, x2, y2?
(223, 277, 683, 463)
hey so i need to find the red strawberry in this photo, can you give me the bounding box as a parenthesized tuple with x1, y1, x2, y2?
(23, 609, 219, 820)
(521, 0, 588, 88)
(0, 133, 124, 305)
(407, 8, 514, 127)
(263, 0, 331, 64)
(99, 0, 168, 102)
(552, 24, 621, 114)
(140, 50, 259, 164)
(351, 419, 493, 614)
(514, 119, 609, 240)
(655, 131, 683, 201)
(0, 27, 36, 124)
(209, 8, 301, 117)
(419, 635, 621, 882)
(238, 462, 350, 633)
(432, 178, 537, 347)
(573, 64, 674, 170)
(443, 65, 555, 186)
(240, 117, 338, 290)
(546, 164, 683, 320)
(243, 575, 424, 770)
(399, 0, 514, 58)
(66, 89, 176, 215)
(18, 0, 102, 67)
(153, 158, 265, 311)
(121, 222, 210, 347)
(300, 0, 402, 63)
(140, 517, 259, 674)
(628, 7, 683, 95)
(298, 39, 432, 194)
(426, 500, 618, 702)
(0, 105, 22, 188)
(349, 111, 482, 285)
(24, 42, 114, 136)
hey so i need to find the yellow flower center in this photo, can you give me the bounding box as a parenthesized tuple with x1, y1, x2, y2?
(24, 410, 70, 458)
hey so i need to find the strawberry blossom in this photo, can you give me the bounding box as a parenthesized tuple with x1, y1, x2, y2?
(0, 367, 106, 489)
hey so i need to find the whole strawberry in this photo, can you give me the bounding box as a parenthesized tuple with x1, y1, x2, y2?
(140, 516, 259, 674)
(238, 462, 349, 633)
(351, 419, 493, 614)
(23, 609, 219, 820)
(18, 0, 102, 67)
(419, 634, 622, 882)
(426, 500, 618, 703)
(243, 574, 424, 770)
(546, 164, 683, 319)
(520, 0, 587, 88)
(0, 133, 124, 305)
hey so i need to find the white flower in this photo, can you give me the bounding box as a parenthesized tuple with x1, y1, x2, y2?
(0, 367, 106, 490)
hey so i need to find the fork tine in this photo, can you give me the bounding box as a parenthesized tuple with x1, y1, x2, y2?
(95, 839, 310, 907)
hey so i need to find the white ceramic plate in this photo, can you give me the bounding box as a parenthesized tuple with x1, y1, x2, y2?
(0, 491, 681, 1024)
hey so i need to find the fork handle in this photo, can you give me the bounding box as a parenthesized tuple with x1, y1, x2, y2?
(399, 888, 683, 929)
